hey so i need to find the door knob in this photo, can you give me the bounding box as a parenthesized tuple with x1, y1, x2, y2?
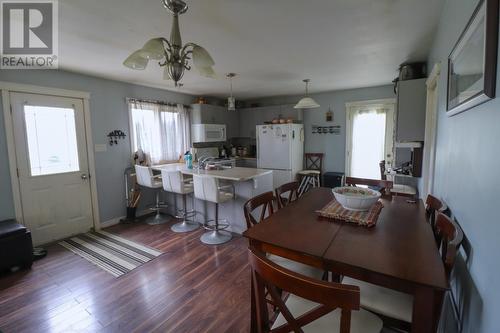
(81, 174, 88, 180)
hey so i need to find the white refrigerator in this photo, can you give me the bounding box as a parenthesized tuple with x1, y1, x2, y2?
(257, 124, 304, 189)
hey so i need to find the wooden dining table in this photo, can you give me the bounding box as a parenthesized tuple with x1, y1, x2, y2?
(243, 187, 448, 333)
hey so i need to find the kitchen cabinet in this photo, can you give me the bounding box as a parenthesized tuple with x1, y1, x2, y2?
(238, 105, 298, 139)
(191, 104, 239, 139)
(235, 158, 257, 168)
(396, 78, 427, 142)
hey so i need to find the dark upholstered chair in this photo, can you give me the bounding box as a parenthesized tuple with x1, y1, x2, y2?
(0, 220, 33, 272)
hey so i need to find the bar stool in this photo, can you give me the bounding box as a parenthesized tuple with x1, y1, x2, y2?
(297, 153, 324, 196)
(161, 170, 199, 233)
(192, 174, 233, 245)
(135, 165, 169, 225)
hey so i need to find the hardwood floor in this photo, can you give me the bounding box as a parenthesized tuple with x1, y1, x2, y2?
(0, 221, 251, 333)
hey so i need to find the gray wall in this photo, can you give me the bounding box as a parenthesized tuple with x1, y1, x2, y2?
(246, 85, 396, 174)
(428, 0, 500, 332)
(0, 69, 195, 223)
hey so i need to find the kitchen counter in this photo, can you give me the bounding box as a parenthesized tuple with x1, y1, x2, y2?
(152, 163, 269, 181)
(150, 163, 273, 234)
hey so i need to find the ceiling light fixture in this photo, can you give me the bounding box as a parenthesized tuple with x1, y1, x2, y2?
(226, 73, 237, 111)
(294, 79, 320, 109)
(123, 0, 215, 87)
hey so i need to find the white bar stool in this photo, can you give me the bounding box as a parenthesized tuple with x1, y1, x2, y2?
(135, 165, 170, 225)
(161, 170, 199, 233)
(192, 174, 233, 245)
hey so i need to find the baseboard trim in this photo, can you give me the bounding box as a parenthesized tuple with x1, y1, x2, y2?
(99, 209, 150, 229)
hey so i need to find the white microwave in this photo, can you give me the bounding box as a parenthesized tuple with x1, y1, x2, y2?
(191, 124, 226, 143)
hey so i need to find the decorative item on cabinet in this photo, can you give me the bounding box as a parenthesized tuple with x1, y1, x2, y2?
(326, 107, 334, 122)
(195, 97, 207, 104)
(312, 125, 340, 135)
(107, 130, 126, 145)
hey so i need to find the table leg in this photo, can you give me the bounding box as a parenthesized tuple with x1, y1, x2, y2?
(412, 287, 445, 333)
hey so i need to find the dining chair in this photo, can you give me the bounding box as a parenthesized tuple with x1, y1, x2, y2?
(425, 194, 445, 244)
(244, 192, 323, 279)
(342, 212, 463, 331)
(297, 153, 324, 196)
(275, 181, 300, 209)
(249, 247, 383, 333)
(345, 177, 394, 197)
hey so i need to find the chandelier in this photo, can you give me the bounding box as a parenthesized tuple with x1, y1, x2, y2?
(123, 0, 215, 86)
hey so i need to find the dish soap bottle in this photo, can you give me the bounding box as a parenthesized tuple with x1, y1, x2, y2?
(184, 151, 193, 169)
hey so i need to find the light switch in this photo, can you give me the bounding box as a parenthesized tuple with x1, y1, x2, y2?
(95, 144, 107, 152)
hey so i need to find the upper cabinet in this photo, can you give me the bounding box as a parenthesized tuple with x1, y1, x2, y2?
(238, 105, 299, 139)
(190, 104, 239, 139)
(396, 78, 427, 142)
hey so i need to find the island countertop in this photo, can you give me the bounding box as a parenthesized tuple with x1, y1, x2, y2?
(152, 163, 272, 182)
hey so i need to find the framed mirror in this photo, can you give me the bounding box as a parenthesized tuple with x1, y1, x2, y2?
(447, 0, 499, 116)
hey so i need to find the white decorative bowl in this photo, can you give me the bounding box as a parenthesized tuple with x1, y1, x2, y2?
(332, 186, 381, 211)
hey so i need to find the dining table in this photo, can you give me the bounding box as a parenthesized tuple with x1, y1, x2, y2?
(243, 187, 448, 333)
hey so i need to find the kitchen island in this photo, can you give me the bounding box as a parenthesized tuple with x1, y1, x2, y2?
(152, 164, 273, 234)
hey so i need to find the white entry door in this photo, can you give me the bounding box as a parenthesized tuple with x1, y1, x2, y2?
(10, 92, 94, 245)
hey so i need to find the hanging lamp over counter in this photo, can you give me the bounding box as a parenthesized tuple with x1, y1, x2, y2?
(294, 79, 320, 109)
(226, 73, 237, 111)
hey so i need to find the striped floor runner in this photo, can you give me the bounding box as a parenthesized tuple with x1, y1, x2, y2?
(59, 230, 162, 277)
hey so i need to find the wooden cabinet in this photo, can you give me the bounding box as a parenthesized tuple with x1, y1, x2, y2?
(396, 78, 427, 142)
(190, 104, 239, 139)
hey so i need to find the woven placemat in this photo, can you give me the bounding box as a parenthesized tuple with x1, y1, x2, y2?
(316, 199, 384, 227)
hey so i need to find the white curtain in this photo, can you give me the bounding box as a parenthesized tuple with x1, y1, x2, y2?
(129, 100, 191, 165)
(350, 107, 387, 179)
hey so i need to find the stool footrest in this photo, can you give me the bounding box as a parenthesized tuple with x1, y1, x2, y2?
(203, 219, 229, 231)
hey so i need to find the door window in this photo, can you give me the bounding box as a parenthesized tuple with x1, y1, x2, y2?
(24, 105, 80, 176)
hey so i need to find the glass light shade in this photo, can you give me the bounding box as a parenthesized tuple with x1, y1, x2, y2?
(228, 97, 236, 111)
(139, 38, 165, 60)
(192, 45, 215, 69)
(294, 97, 320, 109)
(123, 50, 148, 70)
(197, 66, 216, 78)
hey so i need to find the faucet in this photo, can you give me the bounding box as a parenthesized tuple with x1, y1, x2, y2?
(198, 156, 216, 170)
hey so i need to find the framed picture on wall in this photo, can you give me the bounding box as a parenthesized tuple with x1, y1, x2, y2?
(447, 0, 499, 116)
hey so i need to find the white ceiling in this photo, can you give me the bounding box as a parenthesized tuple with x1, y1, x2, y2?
(59, 0, 444, 99)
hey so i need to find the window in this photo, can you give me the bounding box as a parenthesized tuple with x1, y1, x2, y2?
(24, 105, 80, 176)
(128, 100, 190, 165)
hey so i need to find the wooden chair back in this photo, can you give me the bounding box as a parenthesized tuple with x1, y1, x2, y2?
(275, 181, 300, 209)
(345, 177, 393, 196)
(435, 213, 464, 278)
(425, 194, 444, 235)
(305, 153, 324, 173)
(244, 192, 275, 229)
(249, 247, 360, 333)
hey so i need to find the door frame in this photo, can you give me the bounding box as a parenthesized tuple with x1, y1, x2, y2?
(422, 63, 441, 199)
(345, 98, 397, 177)
(0, 81, 100, 230)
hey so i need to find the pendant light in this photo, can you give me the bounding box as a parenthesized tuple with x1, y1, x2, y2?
(294, 79, 320, 109)
(227, 73, 237, 111)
